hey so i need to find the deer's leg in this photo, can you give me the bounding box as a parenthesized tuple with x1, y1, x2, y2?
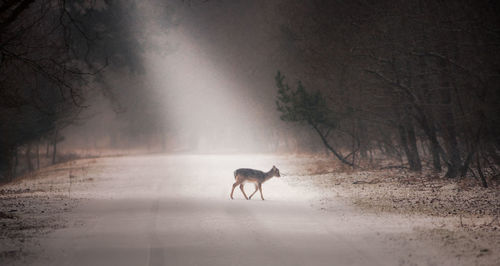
(248, 184, 259, 199)
(230, 182, 239, 199)
(239, 184, 249, 200)
(258, 183, 264, 200)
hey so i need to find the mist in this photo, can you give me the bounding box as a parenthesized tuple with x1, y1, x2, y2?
(59, 0, 296, 155)
(2, 1, 500, 265)
(0, 0, 497, 179)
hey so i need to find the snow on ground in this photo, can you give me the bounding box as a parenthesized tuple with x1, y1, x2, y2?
(0, 154, 498, 265)
(281, 156, 500, 266)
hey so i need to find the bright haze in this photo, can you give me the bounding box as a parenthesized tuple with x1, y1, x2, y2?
(63, 0, 298, 154)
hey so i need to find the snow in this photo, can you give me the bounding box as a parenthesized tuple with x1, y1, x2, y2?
(2, 154, 493, 265)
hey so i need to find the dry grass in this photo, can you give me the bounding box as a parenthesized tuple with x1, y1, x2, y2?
(280, 155, 500, 266)
(0, 159, 96, 262)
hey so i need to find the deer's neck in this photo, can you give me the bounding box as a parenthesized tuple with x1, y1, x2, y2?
(264, 169, 275, 181)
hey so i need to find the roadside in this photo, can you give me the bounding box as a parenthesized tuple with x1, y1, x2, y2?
(0, 159, 97, 264)
(280, 155, 500, 266)
(1, 154, 499, 266)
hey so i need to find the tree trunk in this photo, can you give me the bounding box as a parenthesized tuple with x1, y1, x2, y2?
(311, 124, 354, 167)
(46, 140, 50, 157)
(406, 123, 422, 171)
(36, 140, 40, 169)
(14, 147, 18, 177)
(26, 143, 33, 172)
(414, 113, 442, 172)
(52, 130, 58, 165)
(0, 147, 14, 181)
(352, 122, 357, 166)
(429, 124, 442, 172)
(358, 120, 368, 159)
(476, 153, 488, 188)
(420, 140, 428, 156)
(398, 124, 421, 171)
(398, 125, 413, 169)
(443, 113, 462, 178)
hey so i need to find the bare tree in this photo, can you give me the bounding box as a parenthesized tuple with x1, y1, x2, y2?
(274, 0, 500, 184)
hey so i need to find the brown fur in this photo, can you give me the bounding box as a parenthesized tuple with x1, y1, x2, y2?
(230, 166, 280, 200)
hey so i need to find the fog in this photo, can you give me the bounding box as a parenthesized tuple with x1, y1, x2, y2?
(1, 2, 499, 265)
(61, 0, 298, 154)
(3, 0, 497, 181)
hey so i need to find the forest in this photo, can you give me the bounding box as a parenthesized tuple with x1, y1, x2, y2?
(1, 0, 498, 186)
(0, 1, 499, 265)
(274, 0, 500, 185)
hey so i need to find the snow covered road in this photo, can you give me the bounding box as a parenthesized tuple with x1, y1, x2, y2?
(29, 154, 440, 266)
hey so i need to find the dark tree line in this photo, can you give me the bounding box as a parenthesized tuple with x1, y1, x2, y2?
(0, 0, 147, 180)
(275, 0, 500, 186)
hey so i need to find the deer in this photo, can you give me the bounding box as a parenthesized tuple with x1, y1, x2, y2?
(230, 166, 280, 200)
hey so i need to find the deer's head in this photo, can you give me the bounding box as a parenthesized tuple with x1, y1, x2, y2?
(272, 165, 280, 177)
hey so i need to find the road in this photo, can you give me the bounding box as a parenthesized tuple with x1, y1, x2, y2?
(31, 154, 440, 266)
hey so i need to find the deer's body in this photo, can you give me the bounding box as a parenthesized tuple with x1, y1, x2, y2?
(230, 166, 280, 200)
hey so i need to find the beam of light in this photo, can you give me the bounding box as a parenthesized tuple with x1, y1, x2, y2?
(138, 2, 266, 153)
